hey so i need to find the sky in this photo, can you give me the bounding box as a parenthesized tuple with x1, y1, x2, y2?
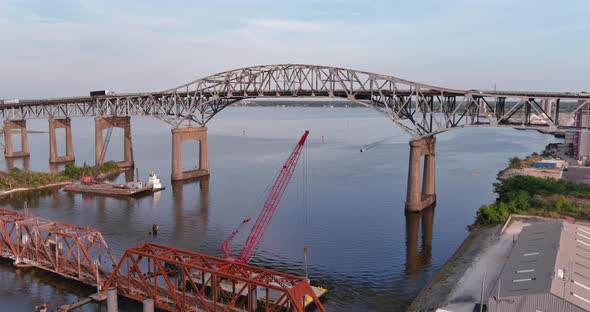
(0, 0, 589, 99)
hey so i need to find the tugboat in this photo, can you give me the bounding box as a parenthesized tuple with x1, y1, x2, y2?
(147, 171, 164, 191)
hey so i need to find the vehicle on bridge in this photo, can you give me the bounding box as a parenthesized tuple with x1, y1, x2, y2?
(89, 90, 115, 96)
(0, 99, 19, 105)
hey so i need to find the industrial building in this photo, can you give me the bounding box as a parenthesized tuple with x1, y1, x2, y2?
(573, 99, 590, 159)
(487, 220, 590, 312)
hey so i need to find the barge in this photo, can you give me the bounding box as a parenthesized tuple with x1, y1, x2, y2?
(63, 170, 164, 196)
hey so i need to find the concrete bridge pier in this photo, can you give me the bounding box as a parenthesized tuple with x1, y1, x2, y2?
(95, 117, 134, 168)
(405, 137, 436, 212)
(49, 118, 74, 164)
(171, 126, 209, 181)
(5, 157, 30, 171)
(3, 120, 30, 158)
(541, 99, 553, 115)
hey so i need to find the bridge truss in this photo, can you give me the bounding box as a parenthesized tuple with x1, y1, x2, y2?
(2, 64, 589, 137)
(105, 242, 326, 312)
(0, 208, 117, 289)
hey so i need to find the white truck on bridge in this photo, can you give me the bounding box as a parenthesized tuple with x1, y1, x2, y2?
(0, 99, 20, 105)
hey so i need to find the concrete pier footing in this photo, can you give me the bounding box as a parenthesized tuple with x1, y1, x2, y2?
(5, 157, 30, 171)
(106, 287, 118, 312)
(49, 118, 75, 163)
(3, 119, 30, 158)
(95, 117, 134, 168)
(142, 298, 154, 312)
(541, 99, 553, 115)
(405, 137, 436, 212)
(171, 126, 209, 181)
(250, 286, 258, 311)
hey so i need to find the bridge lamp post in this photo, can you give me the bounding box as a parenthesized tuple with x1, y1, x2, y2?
(94, 259, 101, 292)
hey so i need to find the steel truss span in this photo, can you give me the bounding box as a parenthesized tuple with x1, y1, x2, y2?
(2, 64, 589, 137)
(0, 208, 117, 289)
(105, 242, 326, 312)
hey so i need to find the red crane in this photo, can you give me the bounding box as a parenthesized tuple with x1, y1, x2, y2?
(222, 130, 310, 264)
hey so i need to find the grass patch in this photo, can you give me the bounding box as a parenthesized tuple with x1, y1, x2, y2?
(508, 152, 553, 169)
(0, 161, 119, 190)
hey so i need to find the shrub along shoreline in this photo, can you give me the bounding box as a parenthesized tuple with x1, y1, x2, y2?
(0, 161, 120, 191)
(475, 175, 590, 224)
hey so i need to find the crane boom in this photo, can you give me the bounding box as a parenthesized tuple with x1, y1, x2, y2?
(222, 130, 310, 263)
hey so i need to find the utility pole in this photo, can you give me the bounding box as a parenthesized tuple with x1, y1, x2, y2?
(480, 271, 486, 312)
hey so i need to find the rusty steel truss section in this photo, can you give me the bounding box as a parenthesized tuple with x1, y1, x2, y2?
(0, 209, 23, 259)
(105, 242, 326, 312)
(2, 64, 589, 137)
(0, 208, 116, 289)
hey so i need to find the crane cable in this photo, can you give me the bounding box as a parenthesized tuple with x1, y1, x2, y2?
(222, 147, 285, 259)
(97, 127, 114, 165)
(82, 126, 114, 165)
(0, 126, 5, 152)
(301, 139, 309, 281)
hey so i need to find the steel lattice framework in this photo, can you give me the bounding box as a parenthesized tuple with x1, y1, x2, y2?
(2, 64, 590, 137)
(105, 242, 326, 312)
(0, 209, 23, 259)
(0, 209, 327, 311)
(0, 209, 117, 289)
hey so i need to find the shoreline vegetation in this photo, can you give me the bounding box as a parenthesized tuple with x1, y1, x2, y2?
(0, 161, 122, 197)
(476, 153, 589, 224)
(474, 175, 590, 224)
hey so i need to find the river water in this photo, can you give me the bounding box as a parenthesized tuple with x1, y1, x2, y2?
(0, 107, 557, 311)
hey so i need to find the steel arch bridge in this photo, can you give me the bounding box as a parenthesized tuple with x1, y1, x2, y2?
(2, 64, 589, 138)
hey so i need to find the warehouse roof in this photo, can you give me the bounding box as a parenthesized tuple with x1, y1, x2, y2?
(490, 220, 590, 311)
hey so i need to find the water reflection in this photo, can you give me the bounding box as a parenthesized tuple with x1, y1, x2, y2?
(405, 205, 434, 278)
(171, 176, 210, 241)
(0, 257, 141, 311)
(0, 188, 60, 210)
(52, 188, 75, 210)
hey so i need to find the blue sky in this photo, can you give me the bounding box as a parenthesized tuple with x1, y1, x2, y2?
(1, 0, 589, 98)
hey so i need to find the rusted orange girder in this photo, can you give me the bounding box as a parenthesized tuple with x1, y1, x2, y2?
(0, 208, 116, 288)
(0, 209, 23, 259)
(106, 242, 326, 312)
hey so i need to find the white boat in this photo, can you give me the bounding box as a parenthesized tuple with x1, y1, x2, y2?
(147, 171, 164, 191)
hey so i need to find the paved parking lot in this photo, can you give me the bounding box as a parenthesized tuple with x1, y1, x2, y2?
(562, 166, 590, 184)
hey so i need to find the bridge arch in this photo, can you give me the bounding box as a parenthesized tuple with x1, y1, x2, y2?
(161, 64, 467, 137)
(3, 63, 589, 138)
(156, 64, 590, 137)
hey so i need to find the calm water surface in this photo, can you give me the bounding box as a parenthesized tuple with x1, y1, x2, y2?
(0, 107, 557, 311)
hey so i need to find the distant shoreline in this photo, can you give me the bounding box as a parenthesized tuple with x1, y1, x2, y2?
(0, 129, 47, 134)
